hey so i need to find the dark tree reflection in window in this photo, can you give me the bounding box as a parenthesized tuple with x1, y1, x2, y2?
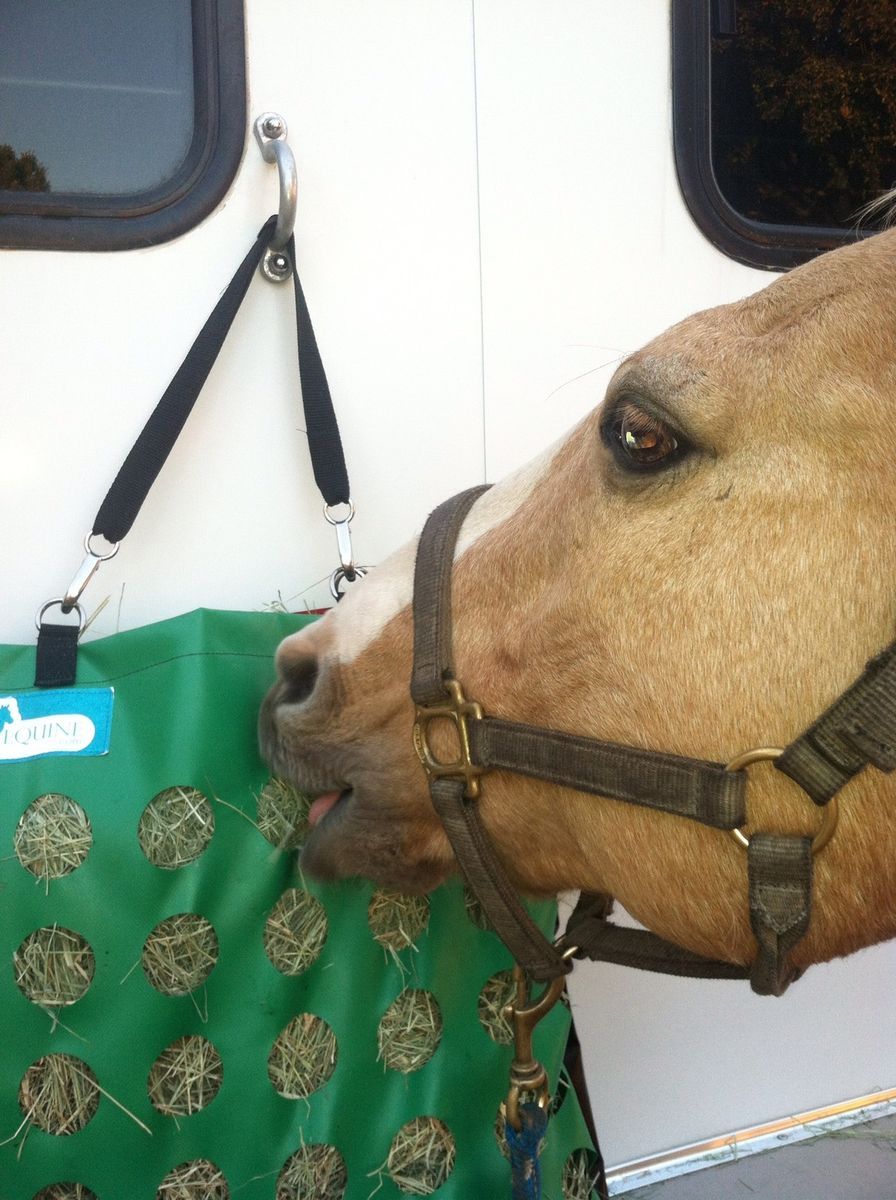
(712, 2, 896, 228)
(0, 146, 49, 192)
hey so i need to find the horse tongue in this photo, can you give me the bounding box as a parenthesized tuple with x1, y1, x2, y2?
(308, 791, 341, 827)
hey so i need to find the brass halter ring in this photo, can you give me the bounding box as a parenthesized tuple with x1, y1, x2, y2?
(726, 746, 839, 855)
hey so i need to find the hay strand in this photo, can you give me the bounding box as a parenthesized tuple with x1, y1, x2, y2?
(367, 891, 430, 953)
(141, 913, 219, 996)
(157, 1158, 230, 1199)
(18, 1054, 99, 1136)
(463, 887, 492, 931)
(256, 778, 312, 851)
(268, 1014, 337, 1099)
(562, 1148, 602, 1200)
(263, 888, 328, 976)
(377, 990, 442, 1074)
(477, 970, 516, 1044)
(14, 925, 95, 1007)
(14, 794, 91, 880)
(383, 1117, 456, 1195)
(138, 786, 215, 869)
(147, 1036, 223, 1117)
(276, 1144, 348, 1200)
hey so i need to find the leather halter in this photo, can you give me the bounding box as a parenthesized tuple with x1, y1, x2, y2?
(410, 487, 896, 997)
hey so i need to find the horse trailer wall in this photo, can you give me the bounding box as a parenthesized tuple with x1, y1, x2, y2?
(3, 0, 895, 1183)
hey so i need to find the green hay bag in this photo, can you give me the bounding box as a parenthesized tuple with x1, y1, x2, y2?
(0, 607, 598, 1199)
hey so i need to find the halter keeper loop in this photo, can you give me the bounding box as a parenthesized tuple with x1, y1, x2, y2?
(413, 677, 487, 800)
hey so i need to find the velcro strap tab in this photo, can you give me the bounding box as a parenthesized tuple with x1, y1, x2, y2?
(34, 622, 79, 689)
(470, 719, 746, 829)
(778, 640, 896, 804)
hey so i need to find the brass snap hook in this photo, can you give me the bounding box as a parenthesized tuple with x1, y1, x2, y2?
(502, 956, 573, 1132)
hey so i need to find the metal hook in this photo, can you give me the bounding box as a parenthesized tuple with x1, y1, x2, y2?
(254, 112, 297, 282)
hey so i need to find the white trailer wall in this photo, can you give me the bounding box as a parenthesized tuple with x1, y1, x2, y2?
(3, 0, 895, 1174)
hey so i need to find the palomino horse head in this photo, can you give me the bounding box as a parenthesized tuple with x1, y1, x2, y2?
(260, 228, 896, 973)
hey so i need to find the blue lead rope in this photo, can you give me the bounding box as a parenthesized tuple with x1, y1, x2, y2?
(506, 1103, 549, 1200)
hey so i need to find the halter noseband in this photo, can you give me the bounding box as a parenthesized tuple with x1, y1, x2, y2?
(411, 486, 896, 1002)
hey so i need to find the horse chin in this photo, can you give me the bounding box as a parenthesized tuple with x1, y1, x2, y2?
(298, 787, 453, 894)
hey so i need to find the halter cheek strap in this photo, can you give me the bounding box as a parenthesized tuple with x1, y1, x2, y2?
(410, 486, 855, 997)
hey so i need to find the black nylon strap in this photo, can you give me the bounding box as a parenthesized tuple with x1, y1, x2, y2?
(287, 234, 350, 507)
(747, 834, 812, 996)
(777, 640, 896, 804)
(34, 623, 80, 689)
(93, 217, 278, 544)
(470, 719, 745, 830)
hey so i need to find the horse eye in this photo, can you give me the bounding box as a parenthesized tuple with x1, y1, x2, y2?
(605, 402, 681, 469)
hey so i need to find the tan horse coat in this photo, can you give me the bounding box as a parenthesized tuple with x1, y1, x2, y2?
(261, 227, 896, 972)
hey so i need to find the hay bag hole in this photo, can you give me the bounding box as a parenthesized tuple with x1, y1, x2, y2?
(19, 1054, 100, 1136)
(268, 1014, 337, 1099)
(477, 969, 516, 1044)
(14, 793, 92, 880)
(147, 1036, 223, 1117)
(138, 787, 215, 869)
(367, 890, 430, 953)
(377, 989, 443, 1074)
(263, 888, 328, 976)
(276, 1144, 347, 1200)
(384, 1116, 456, 1196)
(562, 1148, 604, 1200)
(15, 925, 95, 1007)
(157, 1158, 229, 1199)
(256, 778, 311, 851)
(32, 1185, 98, 1200)
(142, 913, 220, 996)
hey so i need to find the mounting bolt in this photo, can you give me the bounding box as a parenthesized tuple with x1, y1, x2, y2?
(262, 115, 285, 140)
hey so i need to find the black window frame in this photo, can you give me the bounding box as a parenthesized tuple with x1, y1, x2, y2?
(0, 0, 246, 251)
(671, 0, 873, 271)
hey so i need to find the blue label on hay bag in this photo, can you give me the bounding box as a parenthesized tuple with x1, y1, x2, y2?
(0, 688, 114, 763)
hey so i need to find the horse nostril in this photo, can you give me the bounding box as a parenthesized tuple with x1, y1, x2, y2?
(279, 653, 319, 706)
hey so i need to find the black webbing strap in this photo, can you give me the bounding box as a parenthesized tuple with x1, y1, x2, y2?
(777, 639, 896, 805)
(470, 719, 745, 830)
(747, 834, 812, 996)
(36, 218, 351, 687)
(563, 892, 750, 981)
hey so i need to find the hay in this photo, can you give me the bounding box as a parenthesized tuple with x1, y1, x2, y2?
(142, 914, 219, 996)
(263, 888, 328, 976)
(14, 925, 95, 1007)
(18, 1054, 100, 1135)
(14, 793, 92, 880)
(477, 969, 517, 1044)
(32, 1186, 98, 1200)
(377, 989, 442, 1074)
(562, 1148, 602, 1200)
(147, 1036, 223, 1116)
(367, 890, 430, 953)
(267, 1014, 337, 1099)
(276, 1144, 348, 1200)
(384, 1117, 456, 1195)
(157, 1159, 230, 1199)
(463, 887, 492, 931)
(138, 786, 215, 869)
(256, 778, 312, 851)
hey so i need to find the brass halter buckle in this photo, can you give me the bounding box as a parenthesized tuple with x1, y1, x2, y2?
(413, 678, 486, 800)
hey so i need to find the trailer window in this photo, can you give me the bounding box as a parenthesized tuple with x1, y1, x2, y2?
(0, 0, 245, 250)
(672, 0, 896, 269)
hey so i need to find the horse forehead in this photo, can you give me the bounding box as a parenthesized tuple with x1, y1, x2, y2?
(331, 432, 571, 665)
